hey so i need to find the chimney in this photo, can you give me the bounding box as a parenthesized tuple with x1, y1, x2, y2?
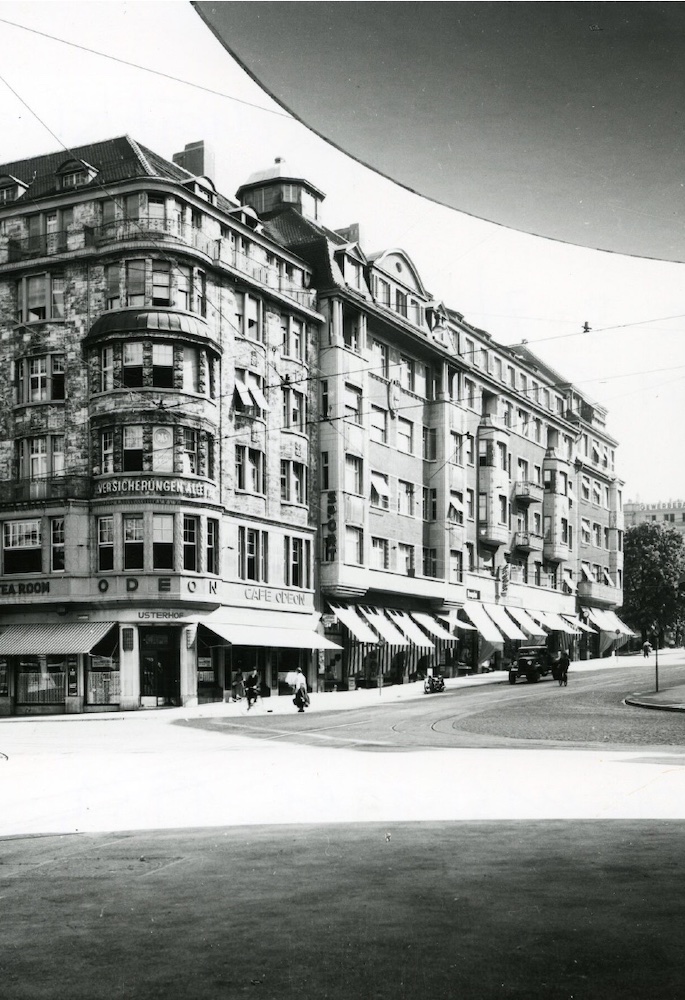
(335, 223, 361, 245)
(173, 141, 215, 179)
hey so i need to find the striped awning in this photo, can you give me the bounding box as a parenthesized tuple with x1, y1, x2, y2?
(481, 603, 527, 641)
(328, 603, 379, 644)
(387, 610, 434, 648)
(562, 614, 596, 634)
(358, 606, 410, 646)
(411, 613, 462, 640)
(0, 621, 116, 655)
(529, 610, 581, 635)
(505, 606, 547, 639)
(462, 602, 504, 643)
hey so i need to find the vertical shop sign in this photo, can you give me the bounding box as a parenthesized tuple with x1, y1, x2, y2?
(0, 658, 7, 696)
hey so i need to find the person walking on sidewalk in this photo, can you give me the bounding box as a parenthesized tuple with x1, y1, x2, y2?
(293, 666, 310, 713)
(642, 640, 652, 658)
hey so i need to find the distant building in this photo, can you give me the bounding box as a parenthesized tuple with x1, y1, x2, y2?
(625, 499, 685, 539)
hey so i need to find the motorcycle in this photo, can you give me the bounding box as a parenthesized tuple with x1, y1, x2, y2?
(423, 673, 445, 694)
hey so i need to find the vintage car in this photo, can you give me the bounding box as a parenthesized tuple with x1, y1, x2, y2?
(508, 645, 551, 684)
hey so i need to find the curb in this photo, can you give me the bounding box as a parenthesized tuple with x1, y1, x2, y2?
(624, 695, 685, 714)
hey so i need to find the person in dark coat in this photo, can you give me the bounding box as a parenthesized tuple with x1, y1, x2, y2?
(244, 668, 259, 709)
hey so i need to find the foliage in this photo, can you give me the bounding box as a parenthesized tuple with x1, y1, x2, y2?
(621, 522, 685, 641)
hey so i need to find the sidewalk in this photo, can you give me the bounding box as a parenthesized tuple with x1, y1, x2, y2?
(0, 651, 658, 725)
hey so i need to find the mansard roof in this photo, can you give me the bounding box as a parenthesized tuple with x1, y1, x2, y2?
(0, 136, 237, 210)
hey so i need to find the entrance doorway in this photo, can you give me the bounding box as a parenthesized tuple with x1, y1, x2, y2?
(139, 627, 180, 706)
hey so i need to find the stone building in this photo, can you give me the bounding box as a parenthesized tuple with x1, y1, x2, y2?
(0, 137, 338, 715)
(624, 498, 685, 540)
(0, 138, 630, 715)
(238, 160, 630, 684)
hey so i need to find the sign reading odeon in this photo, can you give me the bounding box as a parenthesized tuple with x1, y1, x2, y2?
(95, 477, 214, 499)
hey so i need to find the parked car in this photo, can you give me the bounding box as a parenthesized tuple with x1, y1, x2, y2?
(509, 645, 550, 684)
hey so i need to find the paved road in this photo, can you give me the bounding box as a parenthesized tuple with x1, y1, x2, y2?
(178, 661, 685, 753)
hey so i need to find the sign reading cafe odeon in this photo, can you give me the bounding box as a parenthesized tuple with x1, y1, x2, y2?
(95, 477, 215, 500)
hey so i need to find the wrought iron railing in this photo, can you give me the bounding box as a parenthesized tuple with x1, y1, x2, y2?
(0, 476, 92, 503)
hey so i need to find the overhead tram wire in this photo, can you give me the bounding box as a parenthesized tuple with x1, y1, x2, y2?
(0, 16, 293, 119)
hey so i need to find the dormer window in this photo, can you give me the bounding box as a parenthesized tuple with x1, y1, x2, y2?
(0, 174, 28, 204)
(56, 159, 98, 191)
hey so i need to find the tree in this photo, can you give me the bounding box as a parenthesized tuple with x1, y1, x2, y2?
(621, 523, 685, 644)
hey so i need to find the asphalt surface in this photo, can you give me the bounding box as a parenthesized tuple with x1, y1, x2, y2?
(2, 652, 685, 999)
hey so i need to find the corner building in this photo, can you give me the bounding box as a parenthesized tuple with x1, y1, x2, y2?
(0, 137, 337, 716)
(240, 160, 629, 686)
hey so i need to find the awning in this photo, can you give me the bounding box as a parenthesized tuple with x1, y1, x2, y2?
(328, 602, 379, 644)
(505, 606, 546, 638)
(598, 609, 636, 636)
(529, 610, 581, 635)
(481, 603, 527, 641)
(562, 614, 596, 634)
(386, 610, 434, 648)
(370, 472, 390, 497)
(462, 602, 504, 643)
(203, 620, 340, 649)
(246, 373, 270, 411)
(410, 612, 461, 640)
(603, 568, 616, 588)
(584, 607, 611, 630)
(358, 606, 410, 646)
(581, 562, 594, 582)
(234, 377, 252, 406)
(0, 621, 116, 656)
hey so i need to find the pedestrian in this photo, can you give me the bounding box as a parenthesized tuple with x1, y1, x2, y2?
(231, 668, 244, 703)
(293, 666, 310, 712)
(244, 668, 260, 710)
(558, 649, 570, 686)
(642, 640, 652, 658)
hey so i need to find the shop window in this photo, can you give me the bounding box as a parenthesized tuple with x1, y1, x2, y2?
(98, 516, 114, 571)
(3, 519, 42, 574)
(206, 519, 219, 575)
(183, 515, 198, 572)
(284, 536, 311, 588)
(152, 343, 174, 387)
(16, 657, 66, 705)
(123, 425, 144, 472)
(152, 514, 174, 570)
(238, 526, 268, 581)
(124, 515, 144, 570)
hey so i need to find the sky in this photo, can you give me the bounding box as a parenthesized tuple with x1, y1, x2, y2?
(0, 1, 683, 502)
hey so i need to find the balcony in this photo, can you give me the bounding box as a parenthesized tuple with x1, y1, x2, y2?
(85, 218, 216, 257)
(214, 241, 318, 309)
(478, 521, 509, 546)
(577, 579, 623, 607)
(0, 476, 91, 503)
(513, 480, 543, 505)
(8, 231, 70, 261)
(512, 530, 544, 553)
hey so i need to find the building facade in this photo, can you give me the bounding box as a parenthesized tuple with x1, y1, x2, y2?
(0, 138, 338, 716)
(625, 499, 685, 539)
(0, 139, 628, 715)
